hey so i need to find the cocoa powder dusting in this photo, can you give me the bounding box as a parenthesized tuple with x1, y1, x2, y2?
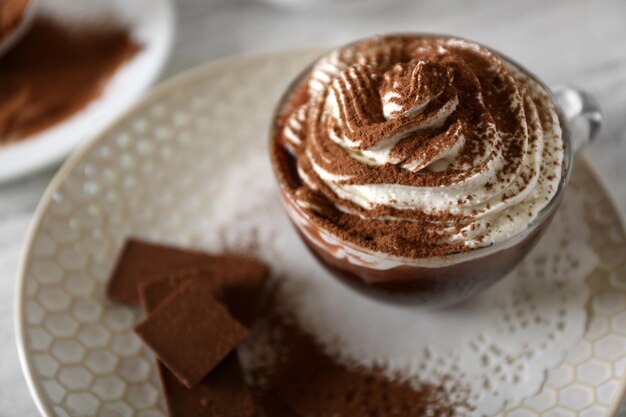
(245, 309, 470, 417)
(0, 17, 140, 144)
(272, 34, 563, 259)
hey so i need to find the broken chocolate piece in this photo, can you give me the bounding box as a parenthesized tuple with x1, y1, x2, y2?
(107, 238, 270, 316)
(138, 269, 214, 312)
(135, 280, 248, 389)
(107, 239, 212, 305)
(139, 274, 255, 417)
(138, 264, 268, 326)
(161, 354, 255, 417)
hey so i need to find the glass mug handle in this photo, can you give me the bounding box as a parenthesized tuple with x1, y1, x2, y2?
(552, 85, 603, 152)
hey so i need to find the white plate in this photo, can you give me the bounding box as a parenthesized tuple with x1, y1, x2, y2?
(14, 51, 626, 417)
(0, 0, 175, 183)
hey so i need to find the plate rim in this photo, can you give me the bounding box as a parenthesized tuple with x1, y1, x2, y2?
(13, 48, 626, 417)
(0, 0, 177, 184)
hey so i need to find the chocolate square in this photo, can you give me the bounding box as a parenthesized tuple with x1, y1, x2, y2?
(106, 239, 213, 305)
(138, 269, 212, 312)
(106, 238, 270, 317)
(212, 262, 269, 326)
(161, 354, 255, 417)
(139, 274, 255, 417)
(135, 280, 248, 389)
(138, 262, 268, 327)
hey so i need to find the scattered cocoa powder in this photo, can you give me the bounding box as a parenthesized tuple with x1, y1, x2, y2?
(0, 0, 28, 42)
(0, 17, 140, 144)
(245, 309, 471, 417)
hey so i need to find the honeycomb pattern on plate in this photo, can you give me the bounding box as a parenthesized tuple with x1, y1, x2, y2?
(18, 52, 319, 417)
(16, 51, 626, 416)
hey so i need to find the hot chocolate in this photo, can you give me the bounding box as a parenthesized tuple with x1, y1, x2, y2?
(270, 34, 568, 304)
(276, 34, 563, 258)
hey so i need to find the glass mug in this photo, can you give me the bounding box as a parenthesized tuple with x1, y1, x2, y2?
(269, 37, 602, 307)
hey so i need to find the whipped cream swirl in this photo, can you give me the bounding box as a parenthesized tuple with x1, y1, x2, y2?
(281, 35, 563, 257)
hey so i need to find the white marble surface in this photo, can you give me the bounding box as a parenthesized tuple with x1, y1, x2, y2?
(1, 0, 625, 415)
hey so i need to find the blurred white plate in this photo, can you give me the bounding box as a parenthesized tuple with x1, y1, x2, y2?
(0, 0, 175, 183)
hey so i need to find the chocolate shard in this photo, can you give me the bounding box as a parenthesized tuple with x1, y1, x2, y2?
(138, 272, 256, 417)
(106, 238, 213, 305)
(161, 354, 255, 417)
(137, 264, 269, 327)
(138, 269, 210, 312)
(134, 280, 248, 389)
(107, 238, 270, 320)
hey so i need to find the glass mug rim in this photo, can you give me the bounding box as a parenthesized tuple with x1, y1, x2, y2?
(269, 33, 575, 269)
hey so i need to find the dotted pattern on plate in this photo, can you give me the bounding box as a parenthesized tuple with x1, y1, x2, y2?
(503, 169, 626, 417)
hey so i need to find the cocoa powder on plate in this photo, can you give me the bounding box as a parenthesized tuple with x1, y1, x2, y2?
(245, 310, 471, 417)
(0, 17, 140, 144)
